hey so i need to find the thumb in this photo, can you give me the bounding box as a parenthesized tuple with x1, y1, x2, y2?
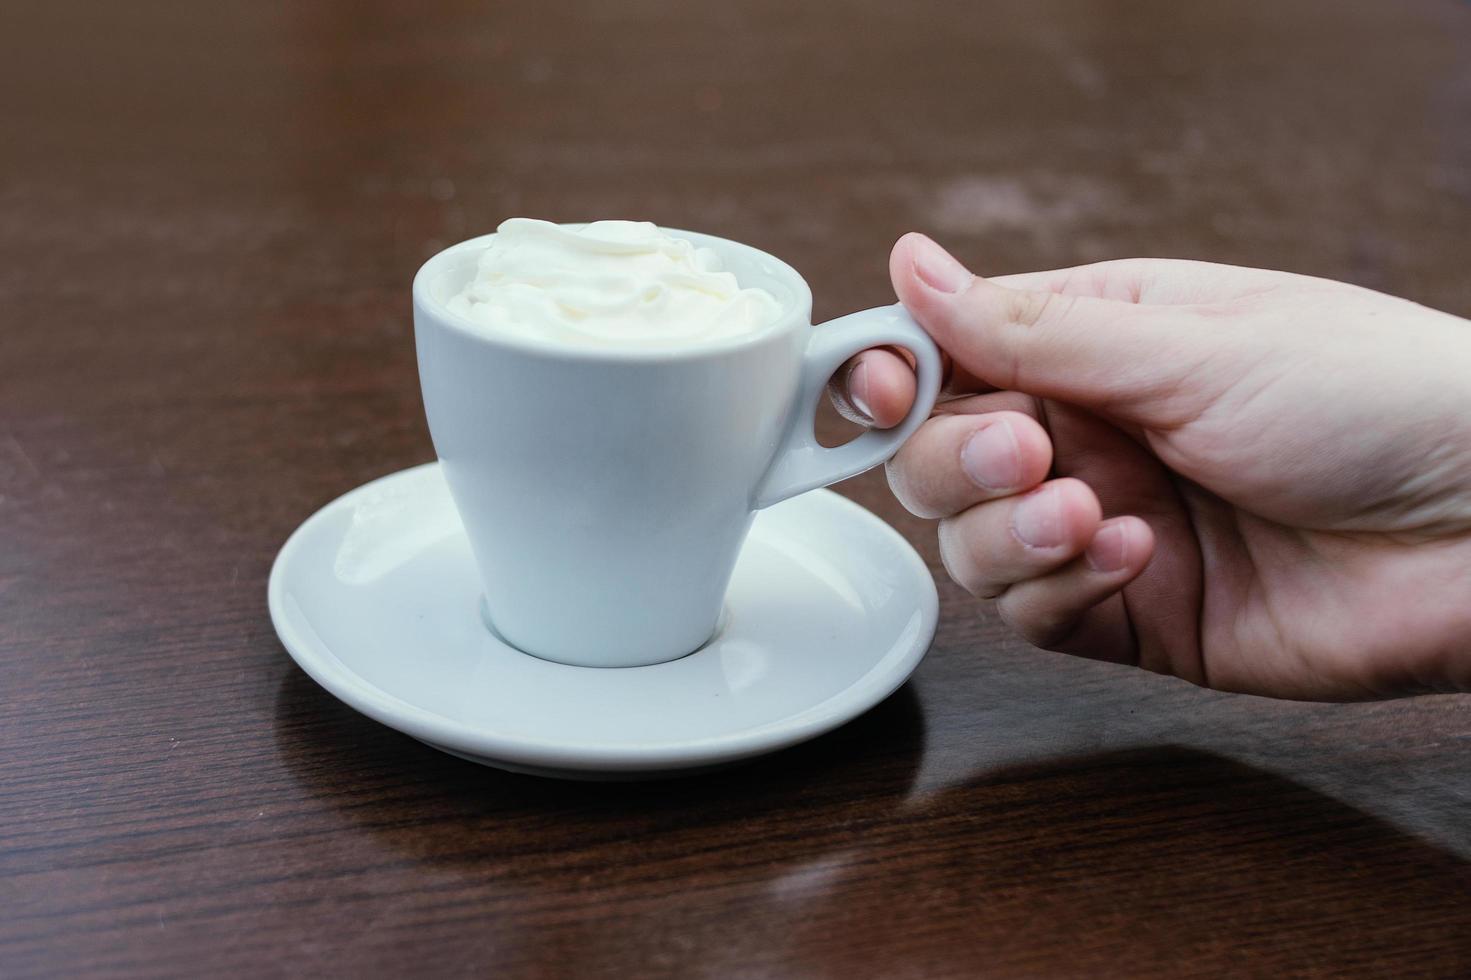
(891, 233, 1211, 418)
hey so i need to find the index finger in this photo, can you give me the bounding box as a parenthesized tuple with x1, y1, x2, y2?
(826, 346, 918, 429)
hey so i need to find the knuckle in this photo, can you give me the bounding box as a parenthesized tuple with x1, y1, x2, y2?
(938, 514, 1006, 599)
(975, 286, 1063, 391)
(1004, 288, 1058, 330)
(885, 453, 941, 519)
(886, 417, 959, 519)
(937, 519, 980, 594)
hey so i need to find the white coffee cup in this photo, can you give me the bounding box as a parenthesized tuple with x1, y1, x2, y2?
(413, 227, 941, 668)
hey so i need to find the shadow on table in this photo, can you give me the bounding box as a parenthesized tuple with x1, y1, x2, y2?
(272, 667, 1471, 976)
(895, 746, 1471, 976)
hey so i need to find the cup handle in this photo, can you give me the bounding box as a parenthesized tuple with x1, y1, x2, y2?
(752, 303, 942, 509)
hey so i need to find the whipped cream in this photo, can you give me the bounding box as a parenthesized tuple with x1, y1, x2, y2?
(445, 218, 783, 347)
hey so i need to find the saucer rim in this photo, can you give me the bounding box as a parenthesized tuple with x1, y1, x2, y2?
(268, 462, 938, 774)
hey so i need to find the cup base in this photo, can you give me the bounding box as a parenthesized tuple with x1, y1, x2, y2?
(476, 596, 731, 669)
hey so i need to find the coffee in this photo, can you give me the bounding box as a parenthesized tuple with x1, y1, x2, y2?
(445, 218, 783, 348)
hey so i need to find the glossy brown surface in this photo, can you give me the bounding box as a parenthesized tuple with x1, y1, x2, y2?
(4, 1, 1470, 976)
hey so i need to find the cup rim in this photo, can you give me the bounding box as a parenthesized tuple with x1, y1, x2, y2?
(412, 224, 815, 362)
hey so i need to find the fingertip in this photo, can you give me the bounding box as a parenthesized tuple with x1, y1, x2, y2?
(1009, 414, 1055, 490)
(956, 410, 1052, 496)
(994, 514, 1154, 651)
(828, 348, 915, 428)
(856, 348, 916, 428)
(1085, 515, 1155, 575)
(889, 232, 930, 279)
(888, 233, 946, 316)
(828, 353, 869, 425)
(889, 233, 1005, 390)
(1124, 516, 1158, 571)
(1051, 477, 1105, 541)
(1000, 477, 1102, 567)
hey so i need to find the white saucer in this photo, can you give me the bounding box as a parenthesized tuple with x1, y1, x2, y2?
(268, 463, 937, 780)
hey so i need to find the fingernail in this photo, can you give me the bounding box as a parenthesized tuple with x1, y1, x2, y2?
(1011, 486, 1066, 549)
(848, 360, 873, 421)
(960, 420, 1021, 491)
(912, 235, 973, 294)
(1086, 522, 1130, 572)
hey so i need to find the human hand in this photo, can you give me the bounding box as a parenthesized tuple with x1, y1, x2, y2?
(830, 234, 1471, 700)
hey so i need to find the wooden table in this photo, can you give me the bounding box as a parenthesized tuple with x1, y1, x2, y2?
(4, 1, 1469, 976)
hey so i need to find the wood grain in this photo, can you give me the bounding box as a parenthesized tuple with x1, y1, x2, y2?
(2, 0, 1469, 976)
